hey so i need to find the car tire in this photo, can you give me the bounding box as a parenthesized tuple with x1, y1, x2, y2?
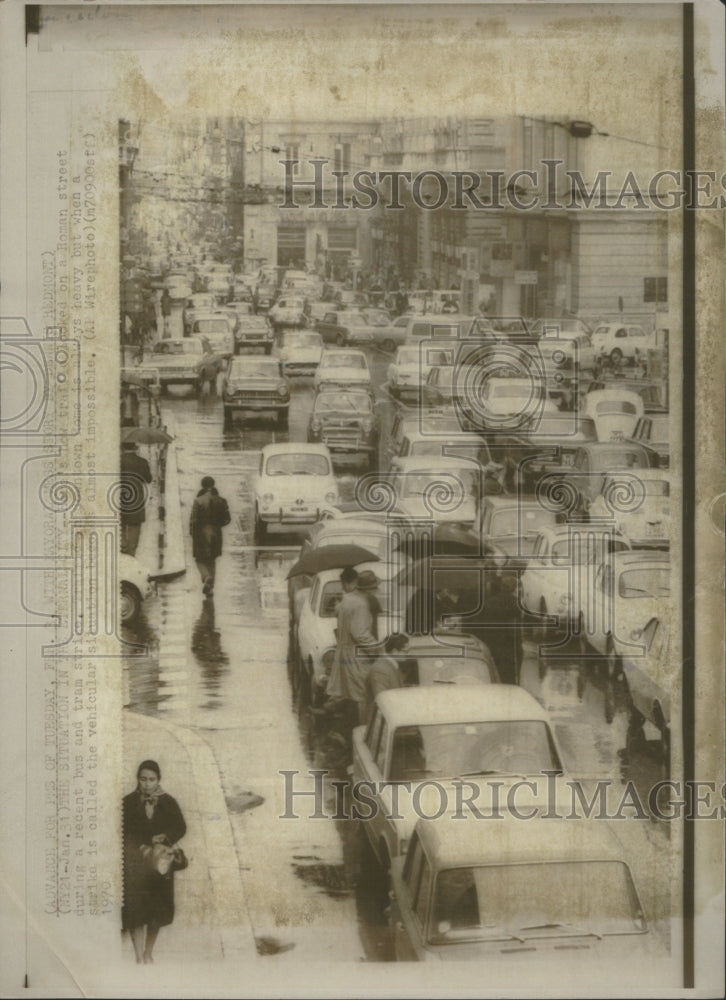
(382, 338, 395, 354)
(610, 347, 623, 365)
(264, 343, 272, 356)
(336, 332, 347, 346)
(120, 581, 142, 625)
(277, 408, 289, 430)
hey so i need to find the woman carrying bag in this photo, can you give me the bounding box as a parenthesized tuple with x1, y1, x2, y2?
(122, 760, 187, 964)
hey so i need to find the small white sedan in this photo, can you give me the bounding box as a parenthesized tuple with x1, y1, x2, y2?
(268, 295, 307, 328)
(590, 323, 656, 364)
(279, 330, 323, 376)
(390, 455, 480, 527)
(313, 349, 371, 391)
(589, 470, 671, 547)
(253, 443, 339, 543)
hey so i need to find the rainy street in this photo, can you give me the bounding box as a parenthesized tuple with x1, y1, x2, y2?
(122, 340, 672, 962)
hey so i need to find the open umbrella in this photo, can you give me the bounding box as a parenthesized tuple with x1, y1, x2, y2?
(286, 543, 380, 580)
(394, 523, 482, 558)
(122, 425, 174, 445)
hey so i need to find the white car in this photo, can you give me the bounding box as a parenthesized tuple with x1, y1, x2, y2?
(388, 345, 451, 401)
(578, 550, 671, 722)
(474, 377, 559, 427)
(621, 616, 672, 756)
(119, 553, 153, 624)
(520, 524, 631, 645)
(589, 470, 671, 547)
(279, 330, 323, 376)
(314, 349, 371, 391)
(268, 295, 307, 328)
(295, 561, 395, 700)
(164, 272, 192, 300)
(583, 388, 644, 442)
(590, 323, 656, 364)
(188, 313, 235, 360)
(389, 455, 480, 527)
(353, 686, 566, 868)
(253, 443, 339, 543)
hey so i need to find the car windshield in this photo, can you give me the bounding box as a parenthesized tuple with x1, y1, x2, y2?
(400, 469, 476, 499)
(315, 392, 371, 413)
(238, 318, 268, 329)
(319, 581, 343, 617)
(594, 449, 647, 470)
(429, 861, 644, 944)
(618, 567, 670, 599)
(388, 719, 560, 781)
(344, 314, 368, 326)
(230, 360, 279, 378)
(321, 353, 366, 368)
(151, 341, 200, 355)
(489, 506, 556, 538)
(195, 319, 229, 332)
(265, 453, 331, 476)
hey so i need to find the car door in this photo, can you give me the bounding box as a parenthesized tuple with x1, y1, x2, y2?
(391, 835, 433, 961)
(352, 708, 391, 858)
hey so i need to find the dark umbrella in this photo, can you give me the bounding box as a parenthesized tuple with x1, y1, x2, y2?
(121, 425, 174, 445)
(286, 543, 380, 579)
(394, 523, 481, 559)
(395, 556, 482, 592)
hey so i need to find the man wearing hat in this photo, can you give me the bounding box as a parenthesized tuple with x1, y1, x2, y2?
(189, 476, 231, 597)
(326, 566, 382, 734)
(120, 441, 152, 558)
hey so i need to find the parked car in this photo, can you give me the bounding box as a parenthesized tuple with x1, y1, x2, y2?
(307, 387, 379, 468)
(589, 470, 671, 548)
(295, 561, 394, 703)
(583, 388, 644, 441)
(389, 455, 481, 527)
(119, 553, 153, 625)
(134, 337, 223, 393)
(221, 355, 290, 430)
(520, 524, 631, 654)
(626, 413, 670, 468)
(353, 686, 566, 868)
(466, 377, 559, 430)
(314, 309, 370, 344)
(234, 314, 275, 354)
(189, 313, 235, 361)
(279, 330, 323, 375)
(590, 322, 656, 364)
(621, 616, 672, 759)
(577, 549, 671, 722)
(389, 811, 662, 970)
(566, 441, 657, 514)
(314, 349, 371, 391)
(382, 411, 491, 472)
(268, 295, 307, 329)
(479, 495, 560, 570)
(253, 443, 339, 543)
(535, 330, 597, 376)
(388, 345, 451, 401)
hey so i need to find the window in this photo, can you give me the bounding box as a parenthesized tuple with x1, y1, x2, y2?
(374, 718, 389, 774)
(285, 143, 299, 174)
(643, 276, 668, 303)
(414, 859, 432, 929)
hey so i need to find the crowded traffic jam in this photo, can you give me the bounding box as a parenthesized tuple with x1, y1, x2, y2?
(122, 254, 672, 964)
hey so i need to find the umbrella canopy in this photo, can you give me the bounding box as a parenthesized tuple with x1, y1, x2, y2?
(122, 425, 174, 445)
(395, 556, 483, 591)
(286, 543, 380, 580)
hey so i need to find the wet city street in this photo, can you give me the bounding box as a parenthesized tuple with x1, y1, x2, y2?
(122, 342, 672, 962)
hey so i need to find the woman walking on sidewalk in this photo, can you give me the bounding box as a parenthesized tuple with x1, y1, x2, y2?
(122, 760, 187, 964)
(189, 476, 231, 597)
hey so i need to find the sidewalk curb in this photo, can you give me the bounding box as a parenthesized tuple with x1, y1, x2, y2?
(125, 710, 256, 960)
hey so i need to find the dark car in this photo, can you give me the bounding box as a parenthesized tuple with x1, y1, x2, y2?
(221, 355, 290, 430)
(307, 387, 379, 468)
(498, 412, 599, 491)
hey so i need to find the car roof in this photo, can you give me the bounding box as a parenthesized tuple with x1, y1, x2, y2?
(416, 810, 626, 869)
(261, 442, 331, 456)
(392, 455, 480, 471)
(321, 348, 367, 358)
(376, 684, 551, 727)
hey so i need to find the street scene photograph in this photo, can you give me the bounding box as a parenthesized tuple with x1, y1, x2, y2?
(117, 112, 679, 971)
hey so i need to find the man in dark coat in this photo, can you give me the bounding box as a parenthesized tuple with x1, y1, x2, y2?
(189, 476, 231, 596)
(120, 442, 152, 557)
